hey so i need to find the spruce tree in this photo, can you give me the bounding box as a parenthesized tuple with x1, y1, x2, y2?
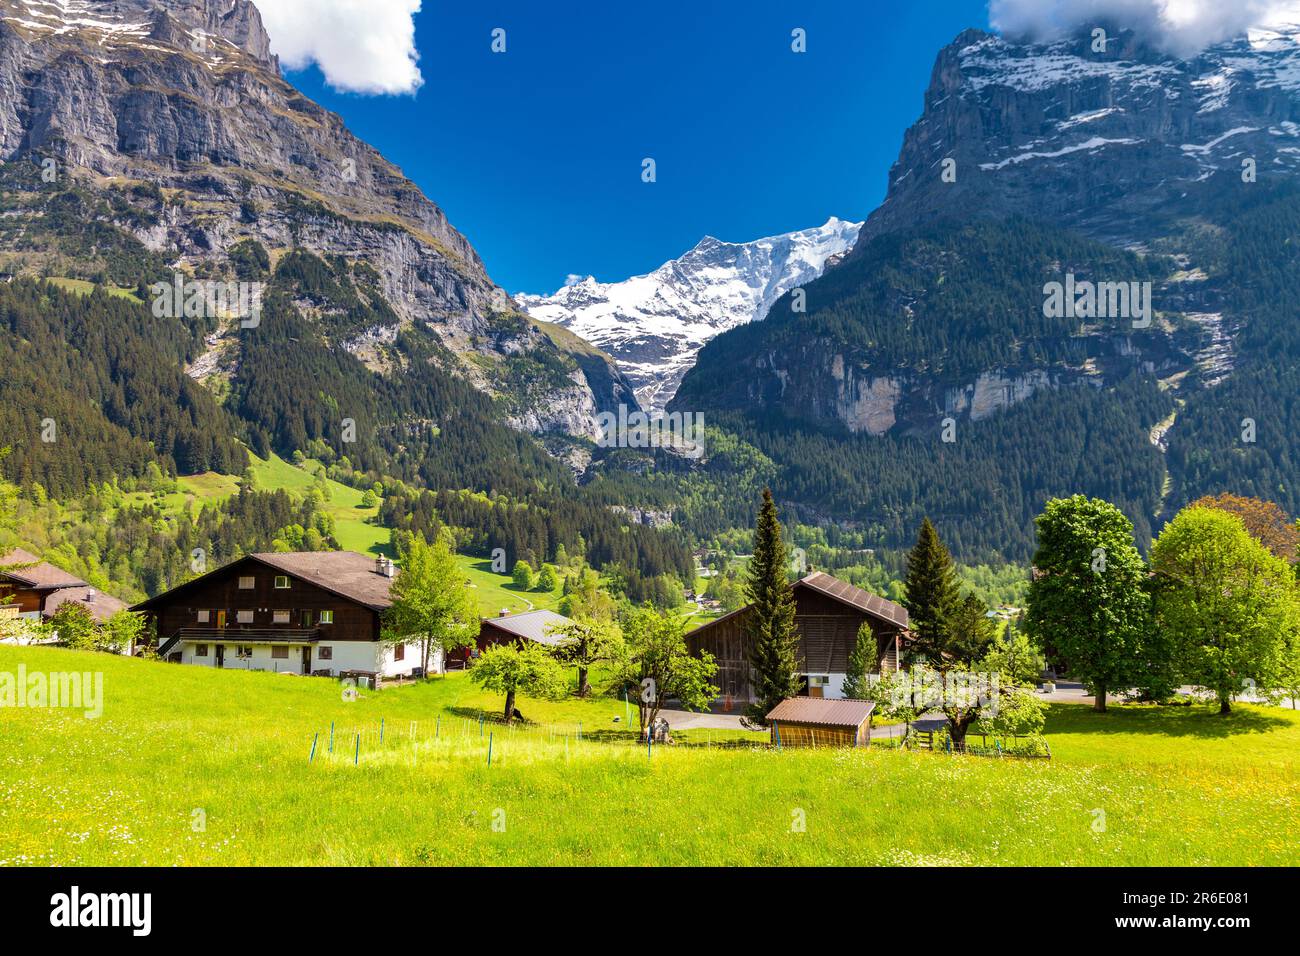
(744, 489, 800, 724)
(842, 623, 877, 700)
(902, 517, 961, 666)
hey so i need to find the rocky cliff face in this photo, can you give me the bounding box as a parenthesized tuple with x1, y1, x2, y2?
(676, 22, 1298, 435)
(857, 24, 1300, 249)
(0, 0, 634, 439)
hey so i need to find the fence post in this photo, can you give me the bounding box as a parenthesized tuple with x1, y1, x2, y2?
(329, 721, 334, 753)
(487, 731, 494, 766)
(354, 733, 360, 765)
(309, 732, 318, 763)
(380, 717, 384, 743)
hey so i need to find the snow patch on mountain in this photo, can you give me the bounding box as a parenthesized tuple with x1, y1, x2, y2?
(517, 217, 862, 410)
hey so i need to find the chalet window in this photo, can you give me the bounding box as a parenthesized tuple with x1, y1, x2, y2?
(271, 646, 289, 660)
(236, 610, 254, 624)
(319, 646, 333, 661)
(196, 610, 210, 624)
(238, 576, 255, 590)
(237, 646, 253, 659)
(274, 576, 291, 589)
(272, 610, 291, 625)
(319, 610, 333, 625)
(195, 644, 208, 657)
(394, 644, 405, 662)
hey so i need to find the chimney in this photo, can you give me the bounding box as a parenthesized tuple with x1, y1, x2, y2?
(384, 558, 395, 578)
(85, 589, 96, 604)
(375, 556, 386, 576)
(499, 608, 510, 617)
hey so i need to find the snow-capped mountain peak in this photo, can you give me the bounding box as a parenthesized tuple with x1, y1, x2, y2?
(517, 216, 862, 410)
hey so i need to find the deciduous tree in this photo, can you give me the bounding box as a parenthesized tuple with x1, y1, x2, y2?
(548, 616, 622, 698)
(382, 532, 479, 676)
(469, 641, 568, 721)
(1151, 506, 1300, 714)
(612, 606, 717, 741)
(1025, 496, 1152, 711)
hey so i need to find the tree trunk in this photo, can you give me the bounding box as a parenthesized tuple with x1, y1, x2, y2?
(948, 714, 974, 751)
(577, 666, 590, 698)
(421, 638, 430, 678)
(1093, 682, 1107, 712)
(504, 689, 516, 722)
(1219, 696, 1232, 715)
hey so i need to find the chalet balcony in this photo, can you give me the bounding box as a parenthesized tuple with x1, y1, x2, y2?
(177, 628, 320, 644)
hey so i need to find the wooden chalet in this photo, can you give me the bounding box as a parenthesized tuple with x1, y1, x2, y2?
(0, 549, 128, 625)
(132, 552, 425, 679)
(687, 570, 908, 703)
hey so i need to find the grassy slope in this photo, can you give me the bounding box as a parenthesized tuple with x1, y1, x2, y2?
(124, 454, 559, 616)
(45, 277, 143, 303)
(1, 646, 1294, 866)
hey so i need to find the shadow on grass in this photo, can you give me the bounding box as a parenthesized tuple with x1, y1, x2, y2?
(1045, 701, 1293, 739)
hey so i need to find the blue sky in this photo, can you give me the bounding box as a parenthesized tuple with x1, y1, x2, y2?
(283, 1, 993, 293)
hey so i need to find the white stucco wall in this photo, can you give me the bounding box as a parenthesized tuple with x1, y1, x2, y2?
(178, 639, 430, 678)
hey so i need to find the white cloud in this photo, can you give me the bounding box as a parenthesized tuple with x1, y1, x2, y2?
(989, 0, 1300, 54)
(255, 0, 423, 95)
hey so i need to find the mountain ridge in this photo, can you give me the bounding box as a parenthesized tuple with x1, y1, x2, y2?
(517, 216, 861, 410)
(0, 0, 637, 441)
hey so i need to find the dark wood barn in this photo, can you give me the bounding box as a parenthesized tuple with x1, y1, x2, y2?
(686, 571, 908, 704)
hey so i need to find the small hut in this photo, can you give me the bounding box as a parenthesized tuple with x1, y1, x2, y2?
(766, 697, 875, 748)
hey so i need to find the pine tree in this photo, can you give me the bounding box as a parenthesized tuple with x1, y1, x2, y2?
(744, 489, 800, 725)
(902, 517, 961, 666)
(842, 622, 876, 700)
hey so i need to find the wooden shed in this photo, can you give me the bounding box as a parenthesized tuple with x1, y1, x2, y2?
(766, 697, 876, 748)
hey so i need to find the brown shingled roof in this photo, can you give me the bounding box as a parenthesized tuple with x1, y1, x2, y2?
(798, 571, 909, 629)
(766, 697, 876, 728)
(0, 549, 87, 590)
(248, 552, 395, 610)
(42, 587, 128, 623)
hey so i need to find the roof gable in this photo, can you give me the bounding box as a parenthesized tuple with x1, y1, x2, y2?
(0, 549, 88, 590)
(132, 551, 395, 612)
(796, 572, 909, 628)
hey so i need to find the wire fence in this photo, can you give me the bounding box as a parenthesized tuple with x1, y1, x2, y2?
(303, 713, 1048, 768)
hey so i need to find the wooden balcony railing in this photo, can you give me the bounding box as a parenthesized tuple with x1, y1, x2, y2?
(177, 628, 320, 644)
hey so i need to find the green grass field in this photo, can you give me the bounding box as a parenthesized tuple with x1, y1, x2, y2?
(1, 645, 1295, 866)
(45, 277, 144, 303)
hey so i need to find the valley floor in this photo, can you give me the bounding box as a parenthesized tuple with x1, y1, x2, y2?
(0, 647, 1295, 867)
